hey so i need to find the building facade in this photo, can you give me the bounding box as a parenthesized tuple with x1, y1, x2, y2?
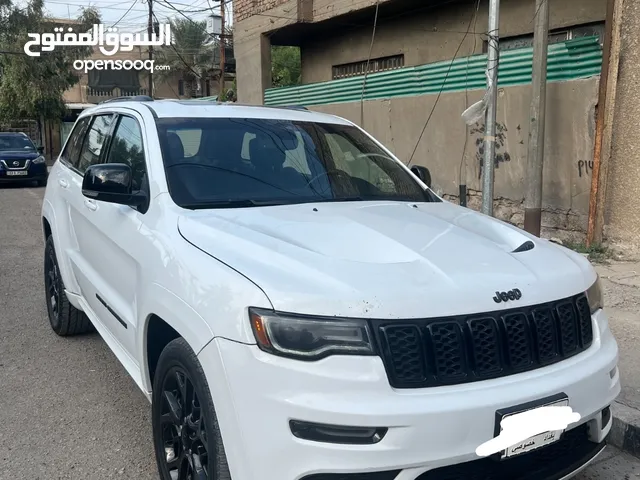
(233, 0, 640, 253)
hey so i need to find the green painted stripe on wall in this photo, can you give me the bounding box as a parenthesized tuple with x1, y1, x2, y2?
(264, 36, 602, 106)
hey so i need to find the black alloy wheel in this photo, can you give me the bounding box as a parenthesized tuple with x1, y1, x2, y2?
(43, 235, 94, 336)
(152, 338, 231, 480)
(44, 236, 62, 330)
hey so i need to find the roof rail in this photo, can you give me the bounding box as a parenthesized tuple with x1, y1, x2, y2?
(282, 105, 308, 111)
(99, 95, 154, 104)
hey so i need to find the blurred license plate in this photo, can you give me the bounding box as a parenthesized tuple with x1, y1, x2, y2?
(7, 170, 27, 176)
(497, 397, 569, 460)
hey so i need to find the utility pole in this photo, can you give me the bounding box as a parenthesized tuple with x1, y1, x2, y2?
(219, 0, 226, 101)
(523, 0, 549, 236)
(587, 0, 619, 246)
(147, 0, 154, 97)
(482, 0, 500, 216)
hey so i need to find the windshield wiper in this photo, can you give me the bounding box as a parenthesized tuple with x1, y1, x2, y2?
(181, 199, 295, 209)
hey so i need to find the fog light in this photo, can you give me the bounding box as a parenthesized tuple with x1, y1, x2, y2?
(290, 420, 388, 445)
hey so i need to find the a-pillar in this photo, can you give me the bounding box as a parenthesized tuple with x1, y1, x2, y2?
(235, 34, 272, 105)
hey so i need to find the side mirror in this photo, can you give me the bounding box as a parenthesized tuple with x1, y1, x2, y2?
(82, 163, 147, 208)
(411, 165, 432, 188)
(37, 146, 45, 154)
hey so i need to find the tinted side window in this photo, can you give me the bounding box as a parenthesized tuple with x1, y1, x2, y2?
(77, 114, 115, 174)
(60, 117, 91, 169)
(325, 133, 396, 193)
(105, 116, 146, 190)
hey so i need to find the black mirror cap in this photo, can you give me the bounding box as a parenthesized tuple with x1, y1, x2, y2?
(411, 165, 432, 188)
(37, 146, 45, 154)
(82, 163, 147, 209)
(83, 163, 133, 195)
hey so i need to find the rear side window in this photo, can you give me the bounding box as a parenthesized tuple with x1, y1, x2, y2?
(60, 117, 91, 169)
(77, 114, 115, 174)
(105, 116, 147, 191)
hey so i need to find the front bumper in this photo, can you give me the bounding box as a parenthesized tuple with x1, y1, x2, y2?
(0, 163, 48, 182)
(198, 309, 620, 480)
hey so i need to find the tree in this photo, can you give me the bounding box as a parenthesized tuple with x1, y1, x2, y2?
(0, 0, 100, 121)
(155, 18, 213, 98)
(271, 46, 301, 88)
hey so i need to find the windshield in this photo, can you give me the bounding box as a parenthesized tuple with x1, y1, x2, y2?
(0, 134, 36, 152)
(156, 117, 439, 209)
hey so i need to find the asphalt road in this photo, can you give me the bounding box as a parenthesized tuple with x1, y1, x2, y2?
(0, 182, 638, 480)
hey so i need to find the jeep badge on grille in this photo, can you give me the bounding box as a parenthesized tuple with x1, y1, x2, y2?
(493, 289, 522, 303)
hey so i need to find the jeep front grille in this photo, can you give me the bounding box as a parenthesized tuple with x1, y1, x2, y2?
(373, 293, 593, 389)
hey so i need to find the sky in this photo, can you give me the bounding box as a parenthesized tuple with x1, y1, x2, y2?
(40, 0, 231, 33)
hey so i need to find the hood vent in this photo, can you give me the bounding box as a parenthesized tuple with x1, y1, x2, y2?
(512, 240, 535, 253)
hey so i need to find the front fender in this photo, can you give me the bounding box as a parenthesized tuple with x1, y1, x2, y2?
(138, 283, 215, 391)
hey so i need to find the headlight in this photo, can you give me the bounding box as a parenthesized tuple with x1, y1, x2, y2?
(586, 275, 604, 314)
(249, 308, 375, 360)
(32, 156, 45, 164)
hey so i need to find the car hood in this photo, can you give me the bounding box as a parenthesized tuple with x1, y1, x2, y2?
(177, 201, 596, 319)
(0, 150, 39, 160)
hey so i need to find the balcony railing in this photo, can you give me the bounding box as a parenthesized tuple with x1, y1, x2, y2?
(87, 87, 148, 100)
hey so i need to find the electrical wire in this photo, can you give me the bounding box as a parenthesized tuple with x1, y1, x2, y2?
(406, 0, 482, 168)
(530, 0, 548, 25)
(359, 0, 380, 128)
(152, 10, 203, 79)
(458, 0, 481, 190)
(111, 0, 139, 28)
(154, 0, 213, 25)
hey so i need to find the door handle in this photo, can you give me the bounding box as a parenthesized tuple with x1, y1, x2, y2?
(84, 199, 97, 211)
(58, 178, 68, 188)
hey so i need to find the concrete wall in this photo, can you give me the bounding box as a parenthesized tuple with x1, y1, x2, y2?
(310, 78, 599, 241)
(302, 0, 606, 83)
(605, 0, 640, 251)
(313, 0, 394, 22)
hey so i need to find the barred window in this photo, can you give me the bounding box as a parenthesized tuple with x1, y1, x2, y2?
(482, 22, 605, 53)
(332, 54, 405, 80)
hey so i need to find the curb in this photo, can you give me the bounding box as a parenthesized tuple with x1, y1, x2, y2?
(609, 401, 640, 458)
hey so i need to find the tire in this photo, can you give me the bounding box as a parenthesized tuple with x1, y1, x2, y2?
(44, 235, 94, 336)
(152, 337, 231, 480)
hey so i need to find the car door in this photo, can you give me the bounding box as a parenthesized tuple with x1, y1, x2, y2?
(65, 113, 120, 330)
(67, 112, 151, 362)
(53, 115, 93, 296)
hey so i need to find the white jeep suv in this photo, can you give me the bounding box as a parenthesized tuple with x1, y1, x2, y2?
(41, 98, 620, 480)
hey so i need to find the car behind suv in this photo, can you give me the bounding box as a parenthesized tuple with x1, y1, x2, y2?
(41, 98, 620, 480)
(0, 132, 48, 186)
